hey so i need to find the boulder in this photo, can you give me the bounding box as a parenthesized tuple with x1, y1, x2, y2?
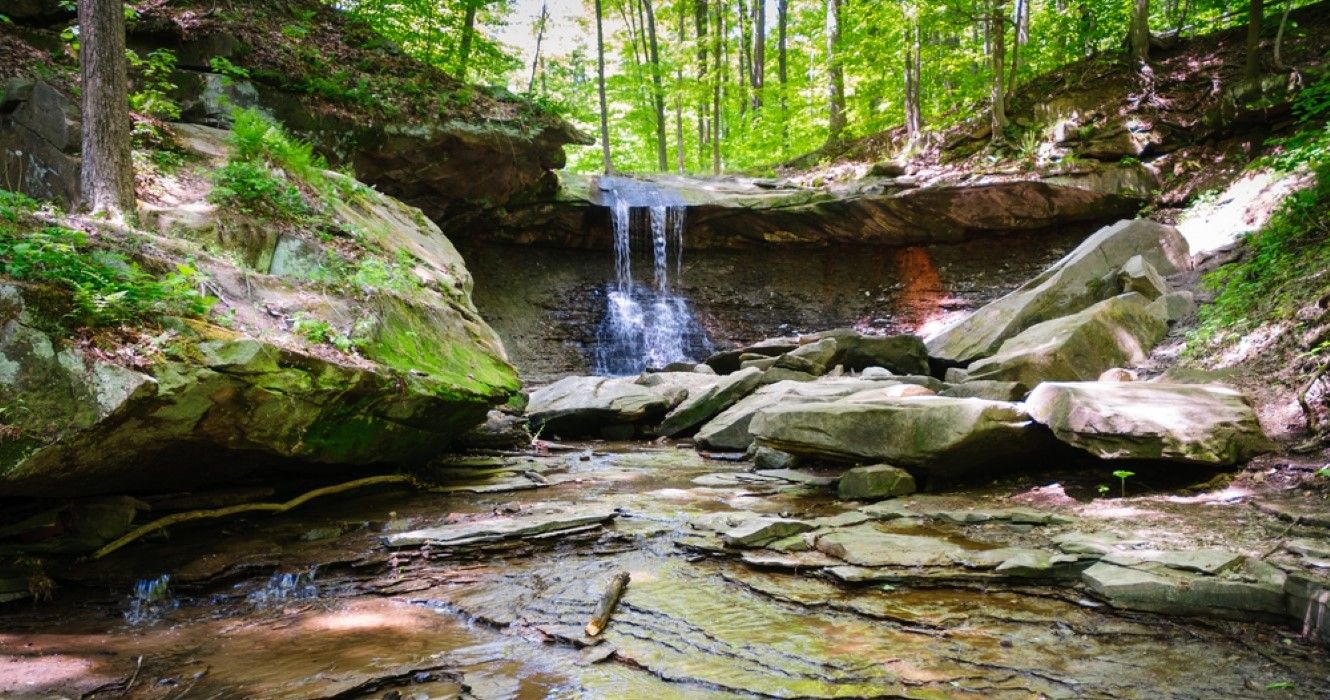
(1082, 556, 1288, 620)
(1117, 255, 1169, 299)
(837, 464, 916, 501)
(940, 380, 1029, 401)
(1025, 382, 1271, 465)
(773, 337, 839, 376)
(694, 378, 881, 451)
(1098, 368, 1138, 382)
(754, 446, 801, 470)
(456, 410, 531, 450)
(636, 371, 722, 410)
(1148, 290, 1196, 323)
(526, 376, 669, 438)
(750, 397, 1047, 478)
(722, 518, 814, 548)
(826, 332, 930, 375)
(927, 219, 1190, 364)
(964, 293, 1167, 386)
(659, 367, 764, 436)
(0, 80, 81, 206)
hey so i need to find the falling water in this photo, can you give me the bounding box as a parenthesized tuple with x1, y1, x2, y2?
(595, 177, 712, 375)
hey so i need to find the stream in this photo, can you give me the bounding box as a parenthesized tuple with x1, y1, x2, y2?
(5, 446, 1328, 699)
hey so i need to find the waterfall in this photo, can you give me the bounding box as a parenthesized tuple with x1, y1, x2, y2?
(594, 176, 713, 375)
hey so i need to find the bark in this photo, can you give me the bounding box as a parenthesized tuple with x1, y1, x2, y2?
(1009, 0, 1028, 95)
(825, 0, 847, 145)
(595, 0, 613, 173)
(676, 0, 688, 172)
(713, 0, 723, 173)
(527, 2, 549, 93)
(78, 0, 137, 221)
(696, 0, 710, 169)
(1130, 0, 1151, 66)
(904, 2, 923, 143)
(737, 0, 750, 116)
(458, 0, 479, 80)
(1274, 0, 1292, 70)
(1245, 0, 1264, 82)
(778, 0, 789, 148)
(644, 0, 669, 171)
(990, 0, 1008, 143)
(752, 0, 765, 109)
(585, 570, 631, 637)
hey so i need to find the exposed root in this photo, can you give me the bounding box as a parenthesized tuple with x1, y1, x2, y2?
(93, 475, 419, 559)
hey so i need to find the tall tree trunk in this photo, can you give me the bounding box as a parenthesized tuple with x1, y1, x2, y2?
(528, 2, 549, 93)
(1274, 0, 1292, 70)
(825, 0, 847, 145)
(1008, 0, 1027, 95)
(1245, 0, 1264, 82)
(904, 1, 923, 144)
(990, 0, 1008, 144)
(752, 0, 765, 108)
(676, 0, 688, 172)
(78, 0, 136, 221)
(644, 0, 669, 171)
(1130, 0, 1151, 66)
(712, 0, 723, 173)
(458, 0, 479, 80)
(736, 0, 750, 117)
(777, 0, 788, 149)
(696, 0, 710, 169)
(595, 0, 613, 173)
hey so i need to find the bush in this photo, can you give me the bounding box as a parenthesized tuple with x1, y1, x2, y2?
(210, 160, 310, 220)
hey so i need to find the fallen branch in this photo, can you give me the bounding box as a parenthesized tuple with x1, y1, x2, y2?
(93, 475, 418, 559)
(585, 570, 631, 637)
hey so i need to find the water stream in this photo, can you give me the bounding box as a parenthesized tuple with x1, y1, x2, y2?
(595, 177, 713, 375)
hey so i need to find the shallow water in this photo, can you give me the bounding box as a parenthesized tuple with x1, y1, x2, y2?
(2, 446, 1326, 699)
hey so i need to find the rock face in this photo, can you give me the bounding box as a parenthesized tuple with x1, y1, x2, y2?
(0, 126, 520, 497)
(471, 170, 1151, 250)
(526, 376, 670, 439)
(1083, 555, 1288, 620)
(926, 219, 1190, 365)
(1026, 382, 1272, 465)
(659, 367, 763, 436)
(750, 397, 1046, 478)
(837, 464, 916, 501)
(964, 293, 1168, 385)
(0, 80, 81, 207)
(695, 378, 882, 451)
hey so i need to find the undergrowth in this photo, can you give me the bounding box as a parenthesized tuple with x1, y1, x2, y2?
(0, 190, 215, 327)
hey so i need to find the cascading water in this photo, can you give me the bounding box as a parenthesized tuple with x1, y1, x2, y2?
(594, 177, 712, 375)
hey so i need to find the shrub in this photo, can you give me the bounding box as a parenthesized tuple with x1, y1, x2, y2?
(210, 160, 310, 220)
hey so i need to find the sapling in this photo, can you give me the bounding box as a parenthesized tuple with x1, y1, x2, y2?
(1112, 470, 1135, 498)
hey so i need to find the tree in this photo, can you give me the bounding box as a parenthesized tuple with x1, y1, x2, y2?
(777, 0, 789, 147)
(904, 0, 923, 145)
(643, 0, 669, 170)
(457, 0, 479, 80)
(78, 0, 136, 221)
(751, 0, 765, 109)
(990, 0, 1009, 143)
(1130, 0, 1151, 65)
(825, 0, 847, 144)
(1245, 0, 1263, 82)
(595, 0, 614, 173)
(527, 2, 550, 93)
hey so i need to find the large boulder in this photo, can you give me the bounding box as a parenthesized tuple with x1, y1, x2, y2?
(827, 332, 930, 375)
(659, 367, 764, 436)
(964, 293, 1168, 386)
(526, 376, 669, 439)
(1026, 382, 1272, 465)
(837, 464, 917, 501)
(749, 397, 1047, 478)
(694, 378, 882, 451)
(0, 80, 81, 207)
(926, 219, 1189, 364)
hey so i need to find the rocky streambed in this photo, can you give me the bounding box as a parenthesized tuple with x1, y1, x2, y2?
(5, 445, 1328, 699)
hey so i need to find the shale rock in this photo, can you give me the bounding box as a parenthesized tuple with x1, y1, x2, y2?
(527, 376, 669, 439)
(837, 465, 917, 501)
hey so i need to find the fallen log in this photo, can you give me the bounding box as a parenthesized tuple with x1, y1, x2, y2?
(585, 570, 631, 637)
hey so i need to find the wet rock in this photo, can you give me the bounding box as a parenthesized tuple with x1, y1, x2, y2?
(704, 338, 800, 374)
(858, 501, 915, 521)
(383, 506, 617, 548)
(455, 410, 531, 450)
(927, 219, 1189, 364)
(526, 376, 669, 439)
(815, 525, 970, 567)
(1102, 549, 1245, 575)
(965, 293, 1168, 386)
(753, 446, 800, 470)
(1026, 382, 1271, 466)
(1286, 539, 1330, 561)
(1117, 254, 1169, 299)
(1285, 572, 1330, 644)
(1082, 556, 1288, 620)
(837, 465, 916, 501)
(694, 378, 876, 451)
(721, 518, 814, 548)
(754, 469, 837, 487)
(658, 367, 763, 436)
(940, 380, 1029, 401)
(750, 397, 1047, 478)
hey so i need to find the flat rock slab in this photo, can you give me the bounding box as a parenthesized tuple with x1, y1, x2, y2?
(754, 469, 839, 487)
(384, 506, 618, 548)
(1082, 556, 1289, 619)
(526, 376, 669, 438)
(1027, 381, 1271, 466)
(723, 518, 815, 548)
(750, 397, 1048, 477)
(1102, 549, 1246, 575)
(814, 525, 975, 567)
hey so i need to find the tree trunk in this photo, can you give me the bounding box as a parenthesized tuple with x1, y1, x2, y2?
(458, 0, 479, 80)
(713, 0, 723, 173)
(1274, 0, 1292, 70)
(736, 0, 749, 117)
(904, 2, 923, 144)
(78, 0, 136, 221)
(676, 0, 688, 172)
(528, 2, 549, 93)
(825, 0, 847, 145)
(1130, 0, 1151, 66)
(1009, 0, 1027, 95)
(696, 0, 710, 169)
(595, 0, 613, 173)
(644, 0, 669, 171)
(752, 0, 765, 109)
(1245, 0, 1264, 82)
(778, 0, 788, 149)
(990, 0, 1008, 144)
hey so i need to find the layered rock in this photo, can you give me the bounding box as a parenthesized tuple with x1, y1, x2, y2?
(526, 376, 670, 439)
(1026, 382, 1272, 465)
(964, 293, 1168, 385)
(926, 219, 1190, 365)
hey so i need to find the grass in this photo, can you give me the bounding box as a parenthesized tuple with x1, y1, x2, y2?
(0, 190, 216, 328)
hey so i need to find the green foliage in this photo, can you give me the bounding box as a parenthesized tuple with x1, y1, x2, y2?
(292, 312, 364, 353)
(210, 109, 356, 218)
(1112, 470, 1135, 498)
(0, 190, 216, 327)
(209, 56, 251, 80)
(210, 160, 311, 220)
(126, 48, 181, 122)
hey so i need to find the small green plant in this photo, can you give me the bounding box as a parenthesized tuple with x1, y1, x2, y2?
(1096, 484, 1111, 497)
(291, 312, 361, 352)
(1112, 470, 1135, 498)
(209, 56, 250, 80)
(1265, 680, 1297, 690)
(1315, 466, 1330, 479)
(126, 48, 181, 121)
(209, 160, 309, 220)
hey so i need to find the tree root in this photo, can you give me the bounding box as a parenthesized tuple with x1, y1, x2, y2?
(1298, 361, 1330, 434)
(93, 475, 418, 559)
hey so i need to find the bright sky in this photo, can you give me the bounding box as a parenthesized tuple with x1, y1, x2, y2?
(493, 0, 593, 69)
